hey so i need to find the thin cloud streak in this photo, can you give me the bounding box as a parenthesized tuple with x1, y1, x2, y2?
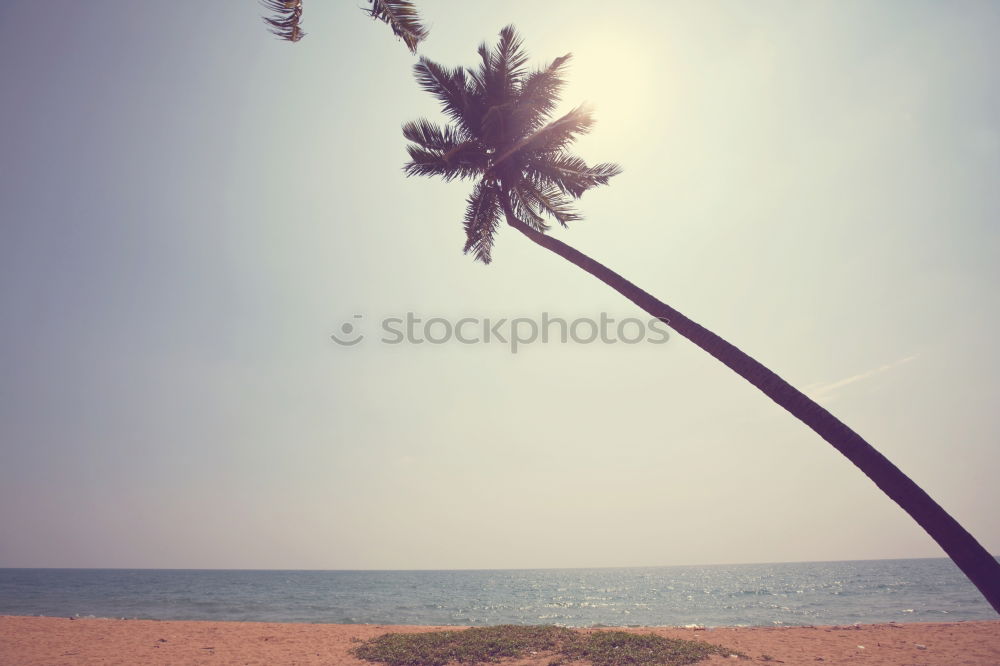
(806, 354, 919, 403)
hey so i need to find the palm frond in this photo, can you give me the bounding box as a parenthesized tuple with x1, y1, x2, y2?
(403, 143, 488, 182)
(402, 119, 468, 150)
(513, 54, 572, 136)
(413, 59, 477, 132)
(515, 180, 581, 227)
(472, 26, 529, 106)
(463, 181, 502, 263)
(367, 0, 428, 53)
(468, 42, 492, 99)
(487, 105, 596, 177)
(518, 105, 596, 155)
(508, 193, 549, 233)
(529, 154, 622, 198)
(261, 0, 304, 42)
(491, 26, 529, 95)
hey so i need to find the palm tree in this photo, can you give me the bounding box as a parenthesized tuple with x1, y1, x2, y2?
(260, 0, 427, 51)
(402, 25, 1000, 613)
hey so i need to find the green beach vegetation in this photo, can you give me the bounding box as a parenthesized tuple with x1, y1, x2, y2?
(352, 625, 743, 666)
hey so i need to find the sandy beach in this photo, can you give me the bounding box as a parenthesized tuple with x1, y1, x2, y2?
(1, 616, 997, 665)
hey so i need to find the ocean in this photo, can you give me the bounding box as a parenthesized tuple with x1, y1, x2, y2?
(0, 559, 996, 627)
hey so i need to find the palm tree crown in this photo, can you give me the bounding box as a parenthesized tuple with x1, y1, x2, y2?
(403, 26, 622, 263)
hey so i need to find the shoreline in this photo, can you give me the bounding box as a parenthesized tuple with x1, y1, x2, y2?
(2, 616, 998, 665)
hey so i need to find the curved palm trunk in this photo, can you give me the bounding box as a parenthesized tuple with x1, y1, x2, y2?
(500, 205, 1000, 614)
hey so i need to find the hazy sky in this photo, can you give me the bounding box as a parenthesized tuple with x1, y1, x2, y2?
(1, 1, 997, 570)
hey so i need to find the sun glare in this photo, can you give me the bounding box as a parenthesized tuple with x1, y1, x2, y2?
(562, 26, 657, 149)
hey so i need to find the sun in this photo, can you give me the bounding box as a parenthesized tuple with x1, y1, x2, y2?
(560, 23, 658, 149)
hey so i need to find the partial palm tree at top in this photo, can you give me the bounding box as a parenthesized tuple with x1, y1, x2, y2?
(403, 26, 1000, 614)
(404, 26, 621, 263)
(368, 0, 428, 52)
(260, 0, 427, 50)
(261, 0, 305, 42)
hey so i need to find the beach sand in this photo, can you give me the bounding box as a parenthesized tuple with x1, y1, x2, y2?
(1, 615, 998, 665)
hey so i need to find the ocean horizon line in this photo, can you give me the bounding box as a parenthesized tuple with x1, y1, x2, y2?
(1, 554, 983, 574)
